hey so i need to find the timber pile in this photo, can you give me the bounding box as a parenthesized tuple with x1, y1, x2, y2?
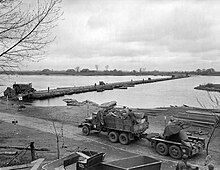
(131, 108, 168, 116)
(29, 75, 188, 100)
(173, 110, 219, 127)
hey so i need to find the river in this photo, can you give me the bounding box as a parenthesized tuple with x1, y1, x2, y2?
(0, 74, 220, 108)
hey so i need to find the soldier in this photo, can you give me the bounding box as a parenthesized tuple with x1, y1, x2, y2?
(176, 154, 198, 170)
(176, 154, 189, 170)
(207, 164, 214, 170)
(123, 108, 136, 123)
(97, 108, 105, 126)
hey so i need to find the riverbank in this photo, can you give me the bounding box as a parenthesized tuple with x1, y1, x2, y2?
(194, 83, 220, 92)
(0, 99, 135, 167)
(0, 98, 220, 169)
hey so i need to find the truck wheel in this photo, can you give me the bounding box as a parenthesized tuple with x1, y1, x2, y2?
(156, 142, 168, 156)
(108, 131, 119, 143)
(169, 145, 182, 159)
(119, 133, 129, 145)
(82, 125, 90, 136)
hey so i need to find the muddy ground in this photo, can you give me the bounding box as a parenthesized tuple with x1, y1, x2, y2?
(0, 98, 219, 169)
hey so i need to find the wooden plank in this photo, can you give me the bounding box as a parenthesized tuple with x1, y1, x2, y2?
(174, 117, 215, 126)
(0, 151, 17, 155)
(175, 114, 216, 123)
(76, 152, 90, 159)
(42, 153, 79, 170)
(0, 146, 49, 151)
(186, 110, 217, 116)
(132, 108, 167, 112)
(31, 158, 45, 170)
(0, 163, 32, 170)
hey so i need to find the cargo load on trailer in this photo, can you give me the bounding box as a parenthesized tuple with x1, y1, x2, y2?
(78, 101, 149, 145)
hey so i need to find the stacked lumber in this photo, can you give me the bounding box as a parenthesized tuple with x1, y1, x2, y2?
(174, 110, 219, 127)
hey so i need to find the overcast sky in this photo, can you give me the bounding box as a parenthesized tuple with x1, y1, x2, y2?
(25, 0, 220, 71)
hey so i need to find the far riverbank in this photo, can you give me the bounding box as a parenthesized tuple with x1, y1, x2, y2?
(195, 83, 220, 92)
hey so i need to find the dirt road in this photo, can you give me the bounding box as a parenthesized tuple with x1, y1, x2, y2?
(1, 111, 218, 170)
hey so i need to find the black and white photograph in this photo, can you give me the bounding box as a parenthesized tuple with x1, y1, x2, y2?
(0, 0, 219, 169)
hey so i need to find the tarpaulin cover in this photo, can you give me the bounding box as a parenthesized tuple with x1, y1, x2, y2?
(163, 124, 182, 137)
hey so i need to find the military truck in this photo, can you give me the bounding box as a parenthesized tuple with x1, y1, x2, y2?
(79, 102, 205, 159)
(78, 103, 149, 145)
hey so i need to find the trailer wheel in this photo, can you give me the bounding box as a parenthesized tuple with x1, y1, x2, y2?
(156, 142, 168, 156)
(169, 145, 182, 159)
(82, 125, 90, 136)
(119, 133, 129, 145)
(108, 131, 119, 143)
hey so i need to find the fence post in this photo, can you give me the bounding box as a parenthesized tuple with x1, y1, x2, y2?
(30, 142, 36, 161)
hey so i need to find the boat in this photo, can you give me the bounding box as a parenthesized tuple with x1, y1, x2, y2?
(126, 84, 135, 87)
(96, 88, 105, 92)
(118, 86, 128, 89)
(63, 98, 78, 104)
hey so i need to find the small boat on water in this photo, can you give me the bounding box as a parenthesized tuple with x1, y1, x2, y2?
(63, 98, 77, 104)
(96, 88, 105, 92)
(126, 84, 135, 87)
(118, 86, 128, 89)
(63, 98, 99, 106)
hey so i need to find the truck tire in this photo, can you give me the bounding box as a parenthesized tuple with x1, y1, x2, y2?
(156, 142, 168, 156)
(169, 145, 182, 159)
(108, 131, 119, 143)
(82, 125, 90, 136)
(119, 133, 129, 145)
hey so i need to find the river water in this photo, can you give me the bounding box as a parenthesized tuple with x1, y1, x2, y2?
(0, 74, 220, 108)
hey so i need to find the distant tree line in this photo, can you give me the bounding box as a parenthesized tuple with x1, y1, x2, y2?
(0, 67, 219, 76)
(195, 68, 216, 75)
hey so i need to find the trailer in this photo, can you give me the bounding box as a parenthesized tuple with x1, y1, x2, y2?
(78, 104, 149, 145)
(145, 130, 205, 159)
